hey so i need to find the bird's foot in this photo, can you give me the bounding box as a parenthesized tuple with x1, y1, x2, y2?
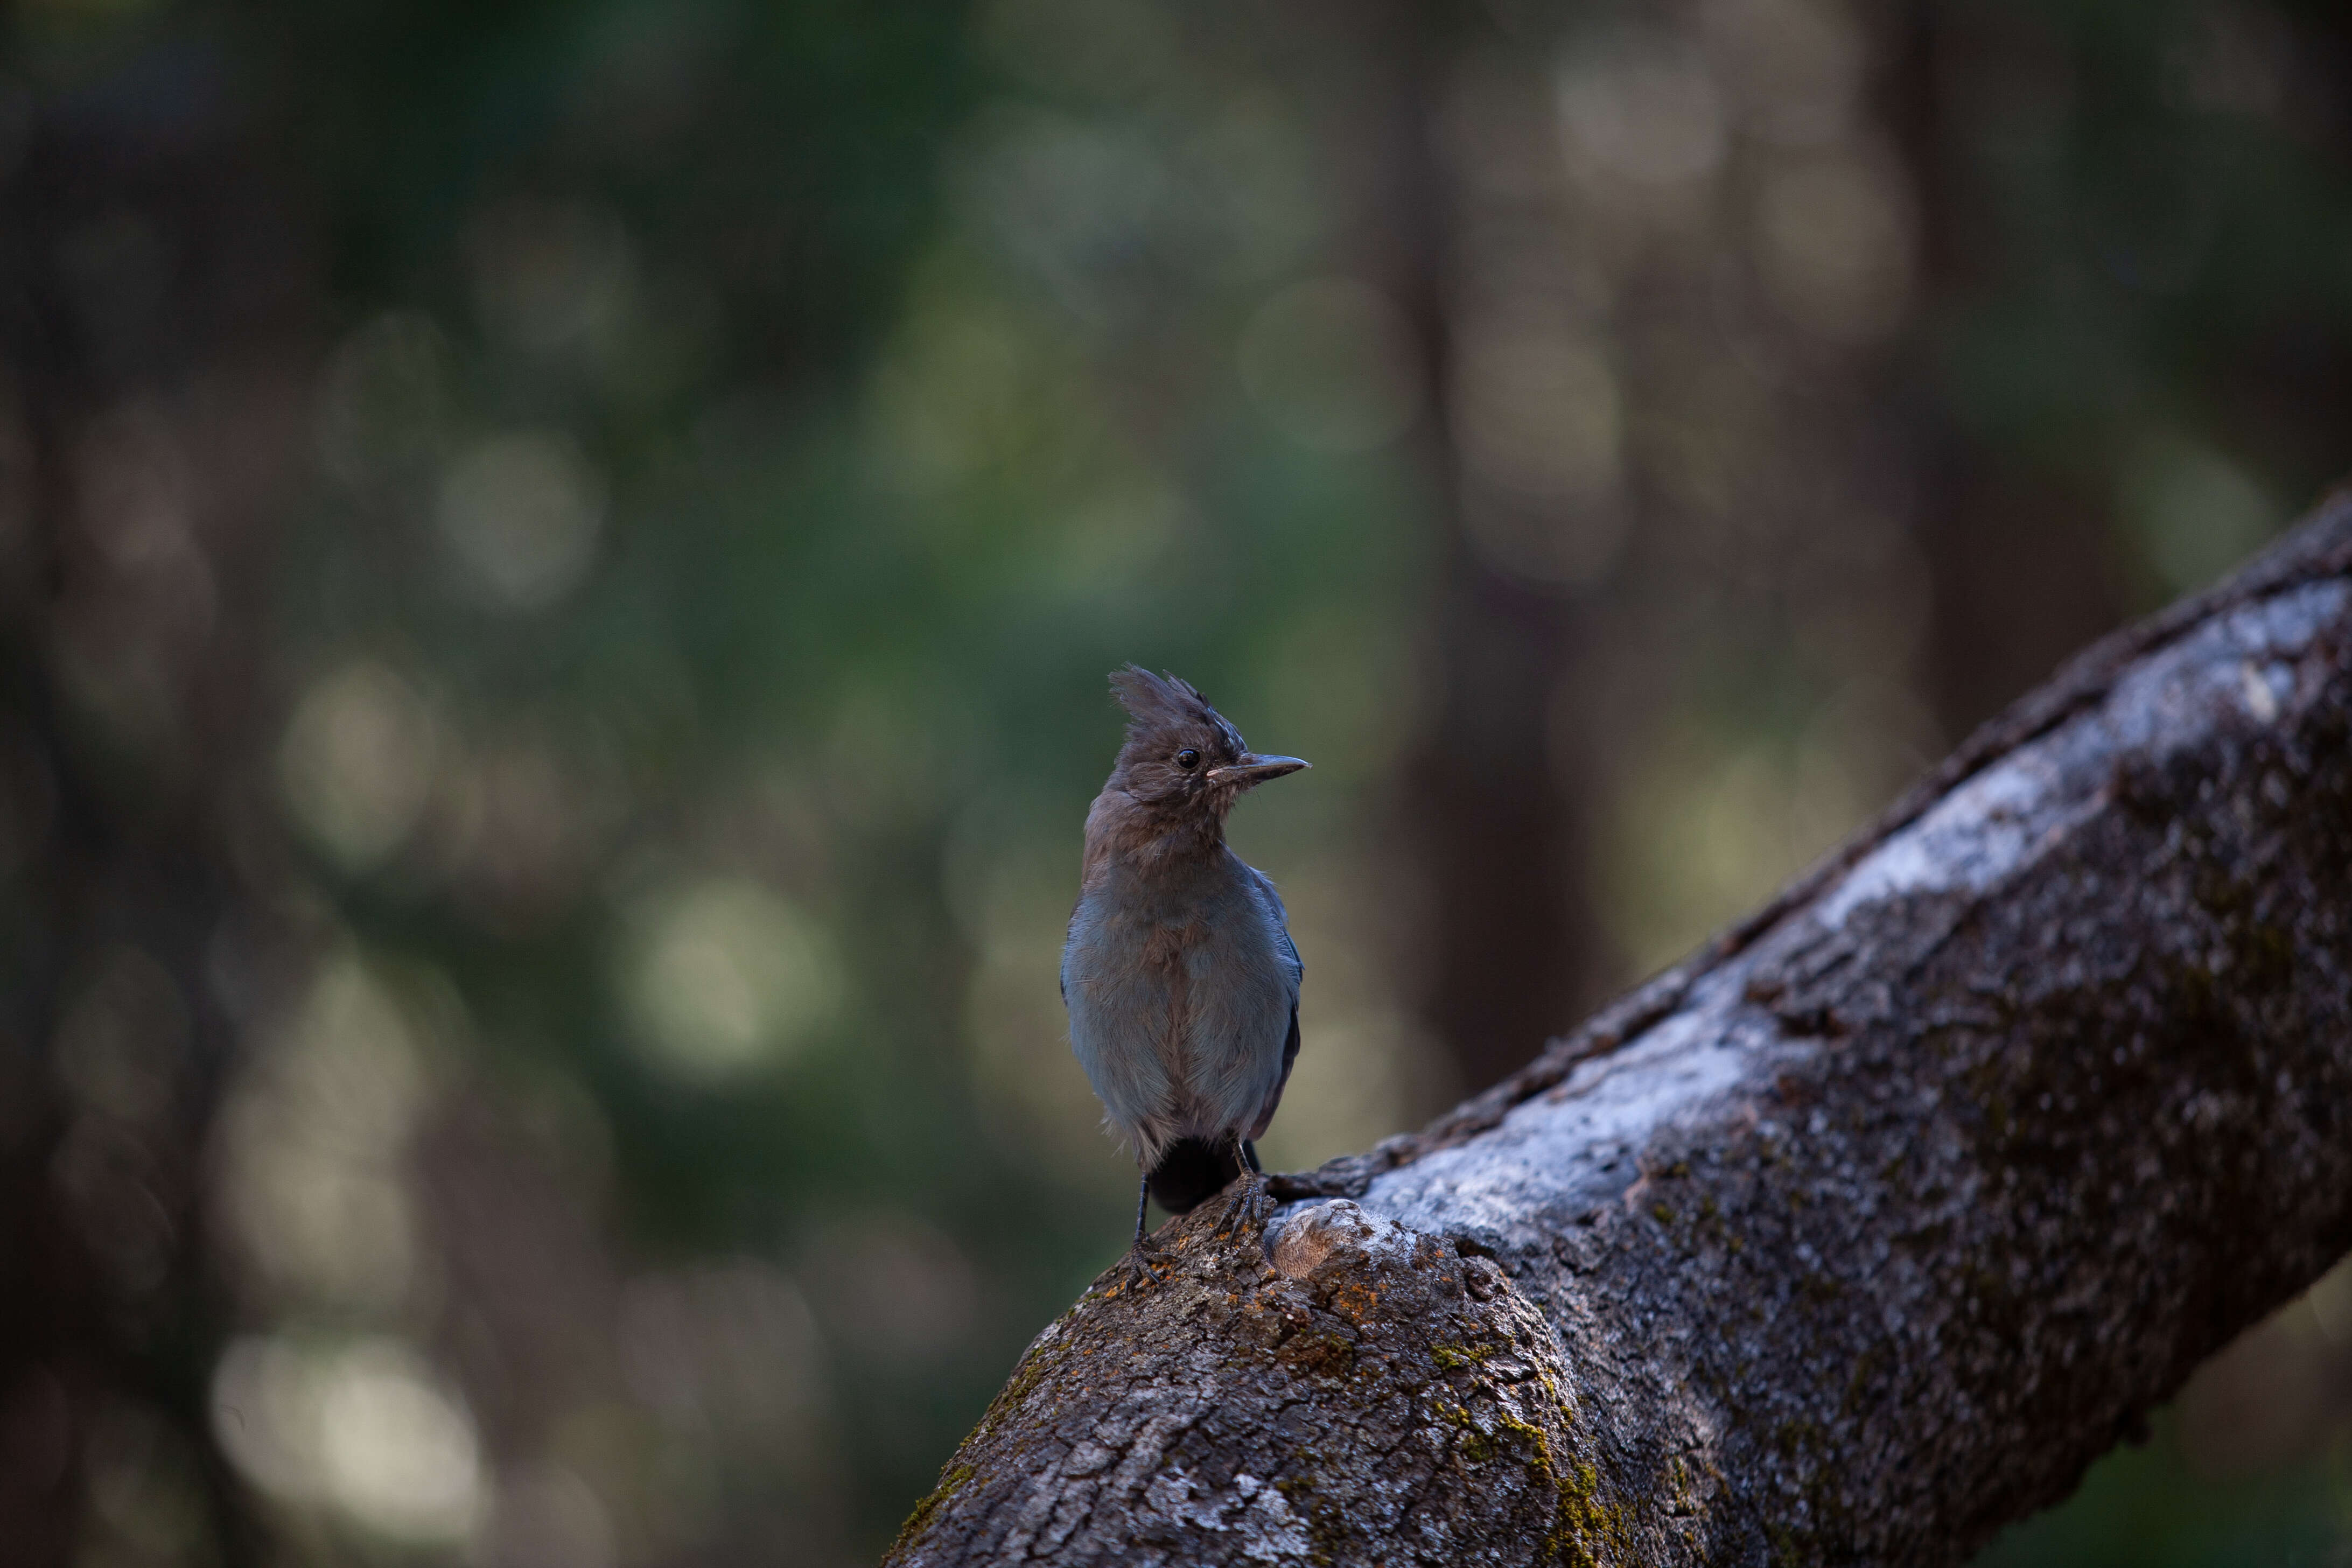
(1106, 1235, 1171, 1296)
(1213, 1171, 1275, 1240)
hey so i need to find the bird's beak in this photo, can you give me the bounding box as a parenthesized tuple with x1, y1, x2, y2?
(1206, 754, 1309, 789)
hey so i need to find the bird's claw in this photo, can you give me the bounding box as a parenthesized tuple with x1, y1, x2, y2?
(1111, 1240, 1171, 1295)
(1214, 1171, 1274, 1237)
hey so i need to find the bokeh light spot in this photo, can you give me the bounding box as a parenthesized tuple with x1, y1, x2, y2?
(217, 952, 427, 1310)
(622, 878, 841, 1082)
(437, 431, 607, 611)
(315, 312, 458, 489)
(1556, 30, 1727, 187)
(278, 661, 440, 872)
(212, 1336, 483, 1544)
(1751, 144, 1916, 344)
(2120, 433, 2279, 595)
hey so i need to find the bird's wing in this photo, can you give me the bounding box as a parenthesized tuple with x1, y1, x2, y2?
(1246, 865, 1301, 978)
(1246, 865, 1303, 1140)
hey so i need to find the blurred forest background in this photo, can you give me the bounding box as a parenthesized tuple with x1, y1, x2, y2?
(2, 0, 2350, 1563)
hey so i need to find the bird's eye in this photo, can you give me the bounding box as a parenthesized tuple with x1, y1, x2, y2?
(1175, 748, 1200, 770)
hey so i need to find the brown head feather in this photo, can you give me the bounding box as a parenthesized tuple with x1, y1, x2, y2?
(1100, 666, 1248, 820)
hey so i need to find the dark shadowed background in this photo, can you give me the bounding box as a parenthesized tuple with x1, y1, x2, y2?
(2, 0, 2349, 1563)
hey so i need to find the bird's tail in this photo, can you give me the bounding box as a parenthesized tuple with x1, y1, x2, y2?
(1145, 1137, 1244, 1215)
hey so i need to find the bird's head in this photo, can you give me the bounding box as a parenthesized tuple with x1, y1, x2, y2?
(1104, 666, 1307, 823)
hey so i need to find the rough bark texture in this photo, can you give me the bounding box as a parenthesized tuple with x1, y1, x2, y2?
(887, 496, 2352, 1567)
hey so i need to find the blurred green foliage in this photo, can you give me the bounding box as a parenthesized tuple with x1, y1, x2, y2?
(11, 0, 1439, 1556)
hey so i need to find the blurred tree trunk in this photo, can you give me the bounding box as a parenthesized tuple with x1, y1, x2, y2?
(1878, 8, 2133, 745)
(0, 65, 314, 1564)
(1885, 1, 2352, 745)
(885, 501, 2352, 1566)
(1372, 1, 1607, 1099)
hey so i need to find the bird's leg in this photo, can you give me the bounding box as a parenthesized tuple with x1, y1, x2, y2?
(1104, 1173, 1167, 1294)
(1236, 1133, 1265, 1195)
(1215, 1134, 1272, 1235)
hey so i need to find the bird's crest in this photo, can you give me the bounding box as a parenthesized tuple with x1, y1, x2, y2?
(1103, 666, 1252, 804)
(1110, 665, 1217, 742)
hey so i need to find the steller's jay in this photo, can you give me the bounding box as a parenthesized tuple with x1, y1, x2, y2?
(1063, 667, 1307, 1250)
(1062, 667, 1308, 1249)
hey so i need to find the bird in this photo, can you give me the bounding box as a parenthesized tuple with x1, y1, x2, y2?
(1061, 666, 1308, 1250)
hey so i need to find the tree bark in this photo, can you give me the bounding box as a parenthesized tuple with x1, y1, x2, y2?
(885, 493, 2352, 1567)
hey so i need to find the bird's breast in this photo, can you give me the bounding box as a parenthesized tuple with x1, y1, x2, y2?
(1061, 854, 1295, 1145)
(1066, 871, 1283, 1031)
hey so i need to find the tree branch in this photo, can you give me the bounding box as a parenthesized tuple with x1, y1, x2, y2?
(888, 495, 2352, 1566)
